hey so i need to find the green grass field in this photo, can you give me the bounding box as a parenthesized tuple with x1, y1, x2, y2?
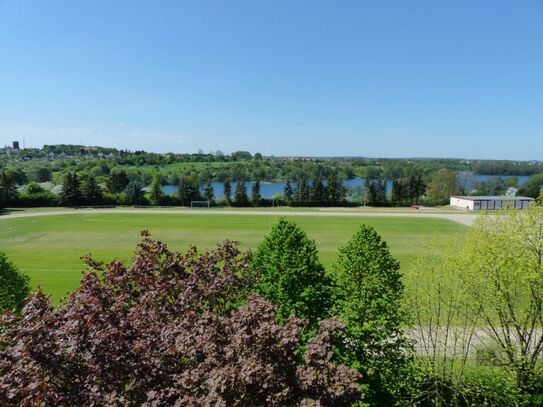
(0, 213, 466, 302)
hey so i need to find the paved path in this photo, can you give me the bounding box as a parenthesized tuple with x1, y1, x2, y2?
(0, 208, 476, 226)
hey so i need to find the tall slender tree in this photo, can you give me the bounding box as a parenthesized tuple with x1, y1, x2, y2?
(106, 169, 130, 193)
(149, 175, 164, 206)
(60, 172, 82, 206)
(295, 176, 310, 203)
(284, 179, 294, 205)
(223, 179, 232, 205)
(391, 178, 406, 206)
(81, 174, 103, 205)
(178, 176, 200, 206)
(311, 176, 326, 204)
(251, 180, 261, 207)
(234, 180, 249, 207)
(252, 219, 333, 331)
(333, 225, 408, 404)
(124, 181, 146, 205)
(0, 171, 17, 208)
(203, 179, 214, 203)
(326, 175, 346, 203)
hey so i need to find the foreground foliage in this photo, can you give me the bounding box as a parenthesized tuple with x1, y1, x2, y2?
(252, 219, 333, 330)
(0, 233, 361, 406)
(409, 203, 543, 405)
(0, 252, 30, 313)
(333, 225, 410, 404)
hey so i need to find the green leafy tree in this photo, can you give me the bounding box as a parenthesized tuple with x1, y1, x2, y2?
(252, 219, 333, 330)
(106, 168, 130, 193)
(404, 172, 426, 205)
(0, 252, 30, 313)
(234, 181, 249, 206)
(149, 175, 164, 205)
(333, 225, 409, 404)
(520, 174, 543, 198)
(391, 178, 406, 206)
(311, 176, 326, 203)
(295, 176, 310, 203)
(26, 182, 45, 195)
(177, 176, 200, 206)
(251, 180, 261, 207)
(60, 172, 82, 206)
(81, 175, 103, 205)
(124, 181, 146, 205)
(0, 171, 18, 208)
(426, 169, 459, 204)
(284, 179, 294, 205)
(364, 178, 387, 206)
(203, 179, 214, 203)
(326, 175, 346, 203)
(223, 179, 232, 205)
(33, 167, 52, 182)
(460, 206, 543, 392)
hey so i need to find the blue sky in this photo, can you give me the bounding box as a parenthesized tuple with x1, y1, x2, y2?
(0, 0, 542, 159)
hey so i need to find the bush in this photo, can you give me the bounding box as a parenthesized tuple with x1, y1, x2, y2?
(0, 252, 30, 313)
(408, 363, 522, 407)
(14, 192, 59, 207)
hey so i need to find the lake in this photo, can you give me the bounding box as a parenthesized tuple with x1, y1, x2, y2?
(162, 175, 530, 199)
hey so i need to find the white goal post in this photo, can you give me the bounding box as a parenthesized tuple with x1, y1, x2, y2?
(190, 200, 211, 208)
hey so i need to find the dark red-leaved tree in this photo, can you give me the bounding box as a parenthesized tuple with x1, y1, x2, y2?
(0, 232, 361, 406)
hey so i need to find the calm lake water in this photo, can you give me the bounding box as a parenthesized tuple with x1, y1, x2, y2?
(162, 175, 530, 199)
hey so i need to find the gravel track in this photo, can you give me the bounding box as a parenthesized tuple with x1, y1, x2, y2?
(0, 208, 476, 226)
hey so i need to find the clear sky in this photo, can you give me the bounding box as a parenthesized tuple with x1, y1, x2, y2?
(0, 1, 542, 159)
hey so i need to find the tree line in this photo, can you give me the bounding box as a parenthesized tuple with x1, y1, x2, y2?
(3, 165, 543, 211)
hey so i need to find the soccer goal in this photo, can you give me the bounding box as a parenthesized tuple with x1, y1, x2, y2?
(190, 200, 211, 208)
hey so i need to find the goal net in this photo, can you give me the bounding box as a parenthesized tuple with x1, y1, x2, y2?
(190, 200, 211, 208)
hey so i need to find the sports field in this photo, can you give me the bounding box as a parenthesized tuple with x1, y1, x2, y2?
(0, 211, 467, 302)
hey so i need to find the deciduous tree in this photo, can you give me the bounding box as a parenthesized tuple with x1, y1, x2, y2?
(149, 175, 164, 205)
(333, 225, 409, 404)
(252, 219, 333, 331)
(0, 252, 30, 313)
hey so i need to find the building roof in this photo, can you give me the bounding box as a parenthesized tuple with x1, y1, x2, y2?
(451, 196, 534, 201)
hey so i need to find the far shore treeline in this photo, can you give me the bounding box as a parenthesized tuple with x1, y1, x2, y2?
(1, 144, 543, 209)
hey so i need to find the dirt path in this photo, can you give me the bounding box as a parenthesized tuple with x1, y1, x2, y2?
(0, 208, 476, 226)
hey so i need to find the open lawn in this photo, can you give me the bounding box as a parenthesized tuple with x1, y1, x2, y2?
(0, 212, 466, 302)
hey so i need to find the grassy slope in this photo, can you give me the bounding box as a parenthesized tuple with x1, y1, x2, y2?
(0, 213, 466, 301)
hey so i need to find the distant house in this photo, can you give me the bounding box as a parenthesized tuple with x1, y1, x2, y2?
(450, 196, 534, 211)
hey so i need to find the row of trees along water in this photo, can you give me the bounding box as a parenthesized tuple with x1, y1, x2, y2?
(2, 165, 543, 209)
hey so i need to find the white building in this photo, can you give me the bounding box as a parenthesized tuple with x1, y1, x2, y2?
(450, 196, 534, 211)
